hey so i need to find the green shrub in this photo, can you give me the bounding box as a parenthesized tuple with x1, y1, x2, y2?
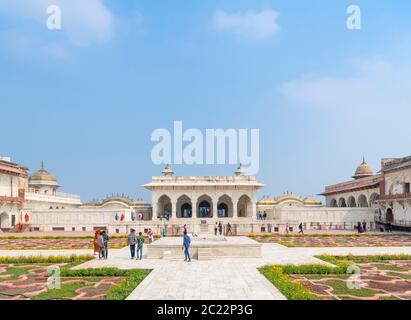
(280, 262, 348, 275)
(106, 269, 151, 300)
(320, 254, 411, 264)
(259, 265, 317, 300)
(0, 254, 94, 264)
(59, 267, 131, 277)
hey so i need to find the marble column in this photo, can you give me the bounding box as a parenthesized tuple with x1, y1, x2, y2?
(212, 197, 218, 219)
(191, 195, 198, 219)
(152, 201, 159, 221)
(252, 201, 257, 220)
(171, 198, 177, 220)
(233, 199, 238, 219)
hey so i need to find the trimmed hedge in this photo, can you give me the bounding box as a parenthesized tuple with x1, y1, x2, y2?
(318, 254, 411, 264)
(248, 233, 388, 238)
(280, 262, 348, 275)
(259, 265, 317, 300)
(0, 254, 95, 264)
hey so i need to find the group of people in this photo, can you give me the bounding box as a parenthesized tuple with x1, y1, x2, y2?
(213, 222, 233, 236)
(93, 230, 110, 260)
(257, 211, 268, 220)
(283, 222, 305, 234)
(95, 221, 310, 263)
(127, 229, 145, 260)
(124, 225, 192, 262)
(356, 221, 368, 233)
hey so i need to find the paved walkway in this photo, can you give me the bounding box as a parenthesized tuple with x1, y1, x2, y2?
(1, 240, 411, 300)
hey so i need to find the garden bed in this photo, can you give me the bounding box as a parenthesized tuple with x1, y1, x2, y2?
(0, 255, 150, 300)
(249, 234, 411, 247)
(0, 236, 128, 250)
(260, 254, 411, 300)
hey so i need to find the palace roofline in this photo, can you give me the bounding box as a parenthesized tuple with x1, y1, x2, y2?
(144, 175, 265, 189)
(0, 159, 29, 176)
(381, 156, 411, 173)
(320, 174, 382, 196)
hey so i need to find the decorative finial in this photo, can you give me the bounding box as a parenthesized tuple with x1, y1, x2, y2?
(162, 164, 174, 176)
(41, 160, 45, 170)
(235, 163, 245, 176)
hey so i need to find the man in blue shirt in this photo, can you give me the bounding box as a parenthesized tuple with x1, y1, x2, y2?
(183, 231, 191, 262)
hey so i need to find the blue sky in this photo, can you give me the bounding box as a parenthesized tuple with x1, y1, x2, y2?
(1, 0, 410, 202)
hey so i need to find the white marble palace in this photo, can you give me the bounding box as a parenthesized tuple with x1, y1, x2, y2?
(1, 155, 411, 234)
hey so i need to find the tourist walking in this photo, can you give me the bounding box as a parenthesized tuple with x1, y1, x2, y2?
(147, 228, 154, 243)
(98, 232, 105, 260)
(136, 232, 145, 260)
(298, 223, 304, 235)
(102, 230, 109, 259)
(183, 224, 188, 234)
(127, 229, 137, 259)
(183, 231, 191, 262)
(214, 222, 218, 236)
(162, 227, 167, 238)
(357, 222, 363, 233)
(227, 223, 232, 236)
(362, 221, 367, 233)
(285, 223, 289, 235)
(93, 230, 100, 256)
(218, 222, 223, 236)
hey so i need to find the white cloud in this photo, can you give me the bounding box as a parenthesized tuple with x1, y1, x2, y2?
(213, 9, 280, 40)
(0, 0, 115, 47)
(279, 57, 411, 114)
(0, 28, 71, 61)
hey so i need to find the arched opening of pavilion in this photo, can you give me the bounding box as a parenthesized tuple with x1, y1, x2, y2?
(177, 195, 192, 218)
(0, 212, 10, 229)
(238, 194, 252, 218)
(330, 199, 338, 207)
(197, 195, 213, 218)
(217, 195, 233, 218)
(157, 195, 172, 219)
(348, 196, 357, 208)
(358, 194, 368, 208)
(338, 197, 347, 208)
(369, 193, 379, 207)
